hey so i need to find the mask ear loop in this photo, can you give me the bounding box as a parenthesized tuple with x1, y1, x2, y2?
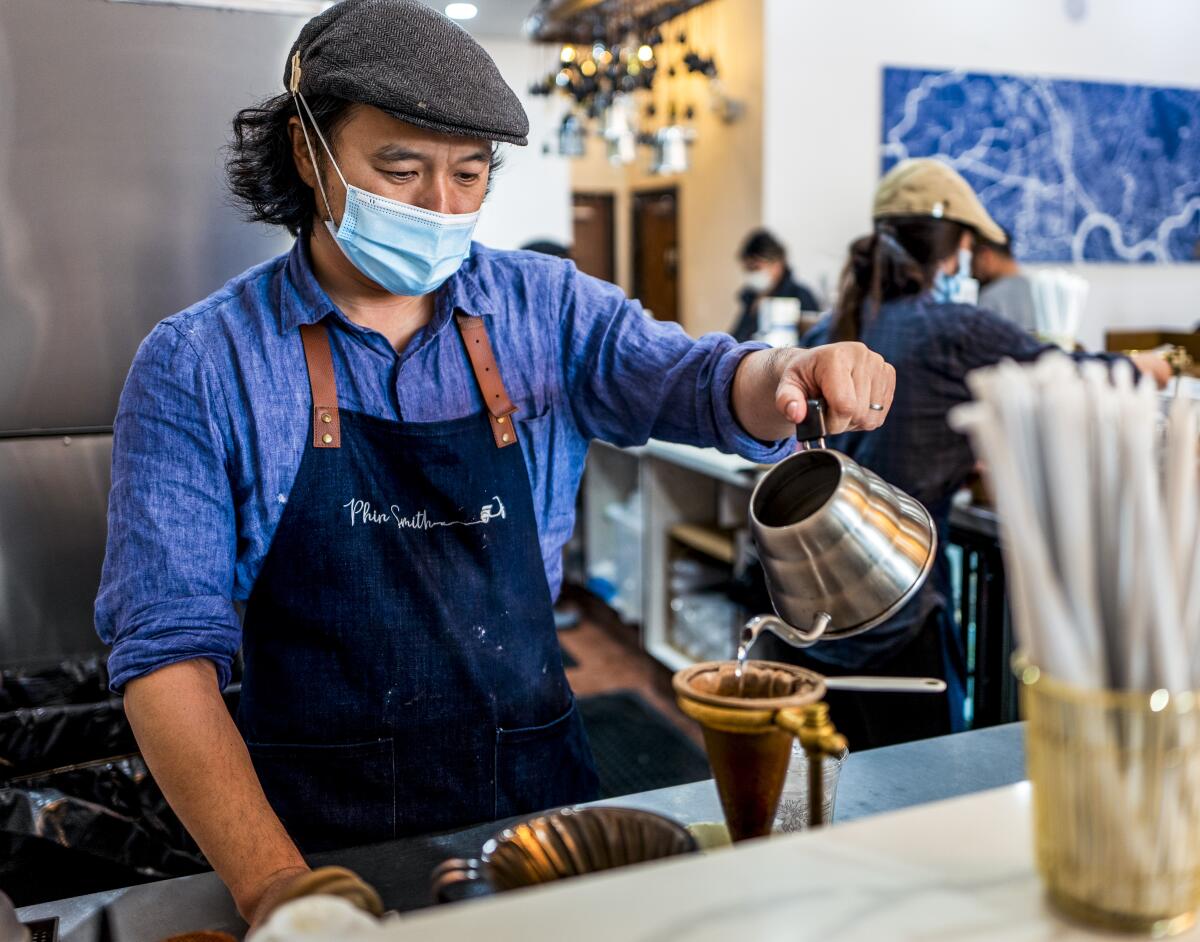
(289, 50, 349, 228)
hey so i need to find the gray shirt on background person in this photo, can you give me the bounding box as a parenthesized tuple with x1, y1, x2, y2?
(978, 274, 1037, 333)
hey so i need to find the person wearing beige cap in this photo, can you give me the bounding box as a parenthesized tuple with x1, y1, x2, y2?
(786, 158, 1171, 752)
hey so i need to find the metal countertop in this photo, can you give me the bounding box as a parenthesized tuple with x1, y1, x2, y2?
(17, 723, 1024, 941)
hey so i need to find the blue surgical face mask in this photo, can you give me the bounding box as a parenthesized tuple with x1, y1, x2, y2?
(932, 247, 979, 305)
(294, 92, 480, 297)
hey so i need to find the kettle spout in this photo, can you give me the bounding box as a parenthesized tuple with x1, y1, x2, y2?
(740, 612, 833, 656)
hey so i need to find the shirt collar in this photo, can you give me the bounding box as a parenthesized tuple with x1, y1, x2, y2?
(279, 237, 497, 336)
(439, 249, 498, 320)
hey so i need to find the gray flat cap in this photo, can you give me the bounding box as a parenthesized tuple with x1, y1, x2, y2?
(286, 0, 529, 146)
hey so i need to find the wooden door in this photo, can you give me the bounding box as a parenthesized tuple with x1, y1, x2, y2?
(571, 192, 616, 283)
(632, 187, 679, 323)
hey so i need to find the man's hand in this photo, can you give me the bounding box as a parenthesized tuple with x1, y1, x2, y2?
(733, 343, 896, 442)
(247, 866, 385, 929)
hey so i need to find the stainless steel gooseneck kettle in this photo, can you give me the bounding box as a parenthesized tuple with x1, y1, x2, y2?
(743, 399, 938, 652)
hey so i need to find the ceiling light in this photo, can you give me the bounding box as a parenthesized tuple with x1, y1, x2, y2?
(444, 2, 477, 19)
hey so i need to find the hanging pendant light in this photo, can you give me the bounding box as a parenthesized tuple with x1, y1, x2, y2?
(557, 113, 587, 157)
(649, 124, 694, 175)
(602, 94, 638, 165)
(528, 0, 737, 174)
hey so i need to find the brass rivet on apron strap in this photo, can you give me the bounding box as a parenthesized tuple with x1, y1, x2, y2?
(322, 433, 333, 444)
(497, 416, 506, 424)
(501, 433, 511, 443)
(321, 413, 332, 424)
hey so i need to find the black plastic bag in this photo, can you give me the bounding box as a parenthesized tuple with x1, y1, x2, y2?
(0, 699, 136, 781)
(0, 656, 241, 905)
(0, 755, 208, 906)
(0, 656, 110, 712)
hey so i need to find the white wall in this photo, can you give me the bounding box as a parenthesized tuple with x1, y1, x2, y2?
(762, 0, 1200, 349)
(472, 37, 572, 251)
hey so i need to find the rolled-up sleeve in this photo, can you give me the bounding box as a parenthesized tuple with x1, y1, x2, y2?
(96, 323, 240, 692)
(560, 265, 790, 462)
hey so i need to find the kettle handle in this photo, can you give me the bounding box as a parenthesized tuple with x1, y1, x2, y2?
(795, 398, 826, 450)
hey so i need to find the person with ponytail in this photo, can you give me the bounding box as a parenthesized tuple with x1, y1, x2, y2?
(785, 159, 1171, 750)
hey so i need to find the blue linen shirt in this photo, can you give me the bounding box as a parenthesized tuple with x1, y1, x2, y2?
(96, 239, 790, 692)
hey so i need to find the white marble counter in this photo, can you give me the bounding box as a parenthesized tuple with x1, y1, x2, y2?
(374, 783, 1199, 941)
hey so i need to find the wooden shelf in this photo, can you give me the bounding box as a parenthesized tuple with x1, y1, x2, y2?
(668, 524, 735, 565)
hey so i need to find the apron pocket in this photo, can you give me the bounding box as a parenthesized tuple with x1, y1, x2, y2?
(494, 700, 599, 819)
(245, 737, 396, 854)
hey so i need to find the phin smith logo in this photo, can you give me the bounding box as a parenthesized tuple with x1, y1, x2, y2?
(343, 496, 507, 531)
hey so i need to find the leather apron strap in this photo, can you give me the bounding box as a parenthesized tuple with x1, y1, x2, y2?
(455, 314, 519, 449)
(299, 323, 341, 449)
(298, 316, 520, 450)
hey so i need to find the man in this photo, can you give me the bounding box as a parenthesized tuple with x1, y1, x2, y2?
(729, 228, 820, 343)
(96, 0, 894, 924)
(972, 228, 1037, 332)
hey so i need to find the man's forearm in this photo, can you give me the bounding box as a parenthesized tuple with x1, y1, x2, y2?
(124, 658, 308, 921)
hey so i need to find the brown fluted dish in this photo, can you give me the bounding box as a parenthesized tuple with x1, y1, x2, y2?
(486, 807, 695, 889)
(431, 806, 696, 900)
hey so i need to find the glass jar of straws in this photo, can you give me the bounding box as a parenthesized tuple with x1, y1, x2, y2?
(1017, 654, 1200, 935)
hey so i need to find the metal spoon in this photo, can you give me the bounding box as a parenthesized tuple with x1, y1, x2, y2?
(823, 676, 946, 694)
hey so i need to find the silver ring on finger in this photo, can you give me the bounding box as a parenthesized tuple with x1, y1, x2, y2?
(868, 402, 885, 411)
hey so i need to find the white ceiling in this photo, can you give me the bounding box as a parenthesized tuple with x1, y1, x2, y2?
(116, 0, 549, 39)
(421, 0, 538, 38)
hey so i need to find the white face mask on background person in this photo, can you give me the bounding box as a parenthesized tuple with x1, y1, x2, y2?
(294, 90, 481, 297)
(743, 269, 775, 294)
(932, 247, 979, 305)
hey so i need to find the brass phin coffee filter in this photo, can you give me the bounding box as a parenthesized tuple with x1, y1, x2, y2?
(673, 661, 833, 842)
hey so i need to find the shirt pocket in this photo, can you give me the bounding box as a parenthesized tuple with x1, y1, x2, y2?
(513, 406, 574, 547)
(245, 737, 395, 853)
(493, 698, 599, 819)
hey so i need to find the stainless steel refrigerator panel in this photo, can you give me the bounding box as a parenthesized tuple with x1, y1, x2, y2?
(0, 0, 301, 433)
(0, 434, 113, 665)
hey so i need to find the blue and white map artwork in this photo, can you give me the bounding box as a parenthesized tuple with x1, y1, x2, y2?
(882, 67, 1200, 263)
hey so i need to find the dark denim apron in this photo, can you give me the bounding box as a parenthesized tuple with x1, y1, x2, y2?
(237, 314, 598, 853)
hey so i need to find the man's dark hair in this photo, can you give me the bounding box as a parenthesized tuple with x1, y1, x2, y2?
(739, 228, 788, 263)
(227, 92, 503, 236)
